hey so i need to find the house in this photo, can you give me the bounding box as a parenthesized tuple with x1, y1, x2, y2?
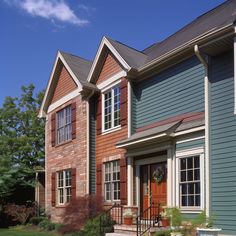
(39, 0, 236, 235)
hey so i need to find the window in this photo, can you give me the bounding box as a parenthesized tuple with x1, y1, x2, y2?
(179, 155, 201, 208)
(104, 160, 120, 201)
(57, 170, 72, 205)
(103, 86, 120, 131)
(57, 106, 72, 144)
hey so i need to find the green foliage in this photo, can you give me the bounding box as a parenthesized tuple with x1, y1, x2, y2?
(155, 229, 172, 236)
(164, 207, 182, 227)
(38, 219, 58, 231)
(0, 84, 45, 203)
(29, 216, 46, 225)
(191, 211, 214, 228)
(71, 214, 115, 236)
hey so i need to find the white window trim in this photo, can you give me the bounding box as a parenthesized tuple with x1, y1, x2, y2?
(104, 160, 120, 202)
(176, 148, 205, 213)
(102, 84, 121, 134)
(57, 170, 72, 206)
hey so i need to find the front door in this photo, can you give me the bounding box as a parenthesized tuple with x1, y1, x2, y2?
(140, 162, 167, 212)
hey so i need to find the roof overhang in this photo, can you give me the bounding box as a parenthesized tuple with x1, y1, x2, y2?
(87, 36, 132, 83)
(137, 24, 235, 78)
(39, 51, 85, 118)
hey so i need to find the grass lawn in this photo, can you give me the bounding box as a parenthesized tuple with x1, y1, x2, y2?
(0, 228, 60, 236)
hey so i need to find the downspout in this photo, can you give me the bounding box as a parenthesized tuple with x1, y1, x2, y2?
(86, 89, 95, 195)
(234, 26, 236, 114)
(194, 45, 210, 217)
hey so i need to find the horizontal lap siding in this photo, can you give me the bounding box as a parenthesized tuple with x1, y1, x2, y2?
(132, 57, 204, 130)
(209, 51, 236, 235)
(89, 97, 96, 194)
(176, 138, 204, 151)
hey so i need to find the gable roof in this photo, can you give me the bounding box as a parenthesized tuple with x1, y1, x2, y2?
(39, 51, 96, 117)
(106, 37, 148, 69)
(88, 0, 236, 79)
(142, 0, 236, 65)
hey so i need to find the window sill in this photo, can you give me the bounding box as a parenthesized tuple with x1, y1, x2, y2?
(54, 139, 73, 148)
(180, 207, 203, 214)
(104, 200, 121, 206)
(102, 126, 121, 135)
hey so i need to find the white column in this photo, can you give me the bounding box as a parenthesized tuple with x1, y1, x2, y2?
(167, 148, 173, 207)
(127, 156, 133, 206)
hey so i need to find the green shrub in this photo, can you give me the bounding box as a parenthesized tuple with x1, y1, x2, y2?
(29, 216, 46, 225)
(38, 218, 56, 231)
(155, 229, 172, 236)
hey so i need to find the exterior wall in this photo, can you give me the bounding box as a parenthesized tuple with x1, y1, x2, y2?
(45, 95, 87, 222)
(89, 96, 96, 194)
(132, 56, 205, 131)
(51, 66, 77, 103)
(175, 138, 205, 151)
(209, 51, 236, 234)
(97, 52, 123, 84)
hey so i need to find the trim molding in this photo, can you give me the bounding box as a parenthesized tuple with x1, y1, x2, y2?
(98, 71, 126, 91)
(48, 89, 80, 113)
(87, 37, 131, 83)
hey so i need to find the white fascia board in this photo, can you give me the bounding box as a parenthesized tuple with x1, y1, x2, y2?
(138, 24, 233, 73)
(38, 51, 83, 118)
(97, 71, 126, 91)
(48, 89, 80, 113)
(171, 126, 205, 137)
(116, 133, 166, 148)
(87, 36, 131, 83)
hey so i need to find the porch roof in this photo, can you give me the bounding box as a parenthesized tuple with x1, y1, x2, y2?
(116, 112, 205, 149)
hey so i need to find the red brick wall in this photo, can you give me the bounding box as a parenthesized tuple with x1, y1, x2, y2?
(97, 52, 123, 84)
(96, 79, 128, 205)
(51, 66, 77, 103)
(45, 95, 87, 222)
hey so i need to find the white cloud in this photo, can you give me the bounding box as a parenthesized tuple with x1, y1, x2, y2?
(4, 0, 89, 26)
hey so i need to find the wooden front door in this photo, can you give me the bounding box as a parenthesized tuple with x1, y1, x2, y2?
(140, 162, 167, 212)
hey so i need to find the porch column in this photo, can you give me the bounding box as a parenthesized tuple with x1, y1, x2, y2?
(127, 156, 133, 206)
(167, 148, 173, 207)
(136, 165, 140, 211)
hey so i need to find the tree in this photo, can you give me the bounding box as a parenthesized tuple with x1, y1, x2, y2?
(0, 84, 45, 203)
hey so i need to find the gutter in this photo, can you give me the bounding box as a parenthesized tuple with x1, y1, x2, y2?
(138, 24, 233, 74)
(194, 45, 210, 217)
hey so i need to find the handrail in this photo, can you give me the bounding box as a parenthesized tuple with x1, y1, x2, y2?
(136, 203, 161, 236)
(99, 203, 123, 235)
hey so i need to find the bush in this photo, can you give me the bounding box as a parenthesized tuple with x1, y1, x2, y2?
(4, 202, 36, 224)
(155, 229, 172, 236)
(29, 216, 46, 225)
(38, 218, 57, 231)
(59, 195, 104, 234)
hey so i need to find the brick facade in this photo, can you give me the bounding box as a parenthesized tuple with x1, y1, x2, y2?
(46, 95, 87, 222)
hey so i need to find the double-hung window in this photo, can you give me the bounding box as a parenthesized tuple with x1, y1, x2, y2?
(179, 155, 201, 208)
(57, 169, 72, 205)
(103, 86, 120, 131)
(104, 160, 120, 201)
(57, 105, 72, 144)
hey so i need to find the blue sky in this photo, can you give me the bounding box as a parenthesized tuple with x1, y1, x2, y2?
(0, 0, 225, 105)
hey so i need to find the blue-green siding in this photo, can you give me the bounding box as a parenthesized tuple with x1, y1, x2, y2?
(209, 51, 236, 234)
(89, 97, 96, 194)
(176, 138, 204, 151)
(132, 56, 205, 131)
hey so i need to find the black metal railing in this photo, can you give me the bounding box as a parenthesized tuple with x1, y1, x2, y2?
(99, 203, 123, 235)
(136, 203, 161, 236)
